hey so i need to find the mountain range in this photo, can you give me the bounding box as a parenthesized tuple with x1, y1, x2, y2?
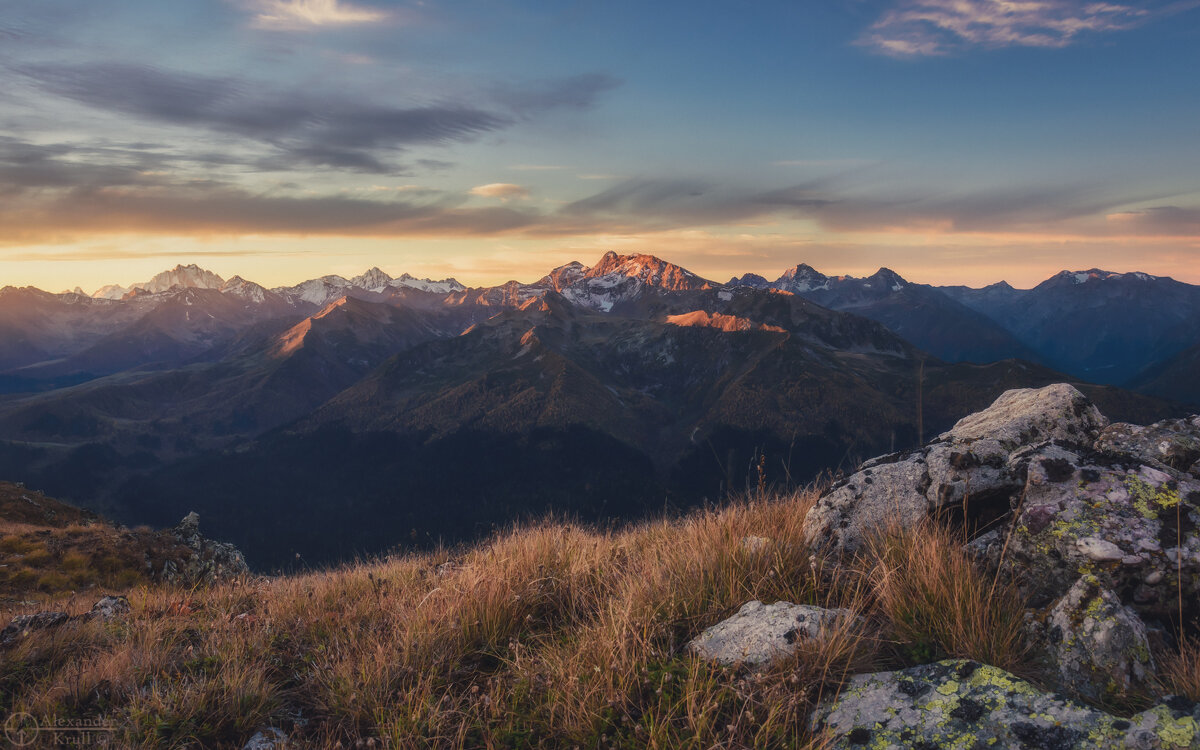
(0, 253, 1194, 567)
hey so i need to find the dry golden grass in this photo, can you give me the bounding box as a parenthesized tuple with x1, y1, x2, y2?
(1158, 634, 1200, 703)
(0, 488, 1077, 749)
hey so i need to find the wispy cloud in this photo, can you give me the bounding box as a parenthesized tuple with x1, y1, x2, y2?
(248, 0, 391, 31)
(17, 63, 618, 176)
(469, 183, 531, 200)
(1107, 205, 1200, 235)
(860, 0, 1159, 56)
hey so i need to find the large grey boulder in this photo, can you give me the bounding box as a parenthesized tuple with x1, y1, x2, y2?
(687, 600, 858, 667)
(813, 659, 1200, 749)
(803, 384, 1107, 554)
(1044, 575, 1156, 702)
(1000, 443, 1200, 616)
(1096, 417, 1200, 475)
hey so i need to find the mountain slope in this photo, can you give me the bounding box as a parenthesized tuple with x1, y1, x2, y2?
(943, 269, 1200, 385)
(730, 266, 1039, 364)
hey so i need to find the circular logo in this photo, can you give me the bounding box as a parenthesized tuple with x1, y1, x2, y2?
(3, 712, 38, 747)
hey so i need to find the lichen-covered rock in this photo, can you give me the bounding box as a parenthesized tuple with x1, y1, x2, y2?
(1044, 576, 1156, 701)
(813, 659, 1200, 749)
(1096, 417, 1200, 475)
(803, 384, 1107, 554)
(947, 383, 1109, 448)
(242, 727, 289, 749)
(88, 595, 131, 621)
(1002, 443, 1200, 616)
(687, 600, 858, 667)
(0, 611, 69, 646)
(150, 512, 249, 585)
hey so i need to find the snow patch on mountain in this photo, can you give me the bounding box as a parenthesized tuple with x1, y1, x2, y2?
(390, 273, 466, 294)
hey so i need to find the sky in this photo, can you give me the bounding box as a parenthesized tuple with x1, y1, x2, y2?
(2, 0, 1199, 293)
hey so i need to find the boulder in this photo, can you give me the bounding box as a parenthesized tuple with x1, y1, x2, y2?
(1001, 443, 1200, 616)
(803, 384, 1107, 554)
(1096, 417, 1200, 475)
(1044, 576, 1156, 701)
(812, 659, 1200, 749)
(687, 600, 858, 667)
(0, 611, 69, 646)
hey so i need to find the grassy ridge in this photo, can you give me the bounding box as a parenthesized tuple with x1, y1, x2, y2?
(2, 489, 1198, 748)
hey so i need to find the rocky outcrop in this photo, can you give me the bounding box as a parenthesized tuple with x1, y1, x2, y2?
(1043, 576, 1156, 702)
(801, 383, 1200, 703)
(149, 512, 249, 585)
(687, 600, 858, 667)
(802, 383, 1108, 555)
(813, 659, 1200, 749)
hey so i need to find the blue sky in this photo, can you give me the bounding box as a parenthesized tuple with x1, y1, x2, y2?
(1, 0, 1198, 291)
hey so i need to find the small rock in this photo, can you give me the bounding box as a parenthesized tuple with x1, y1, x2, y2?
(688, 600, 858, 667)
(243, 727, 288, 749)
(1077, 537, 1125, 561)
(1044, 576, 1156, 701)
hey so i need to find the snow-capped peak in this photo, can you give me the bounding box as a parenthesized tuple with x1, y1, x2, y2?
(92, 283, 130, 300)
(583, 251, 710, 290)
(350, 267, 394, 292)
(1054, 269, 1158, 285)
(92, 264, 225, 299)
(221, 276, 270, 304)
(142, 264, 225, 293)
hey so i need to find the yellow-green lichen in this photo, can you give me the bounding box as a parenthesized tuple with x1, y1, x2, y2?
(1141, 704, 1198, 748)
(1126, 476, 1182, 520)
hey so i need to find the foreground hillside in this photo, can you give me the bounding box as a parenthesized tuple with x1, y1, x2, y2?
(1, 490, 1037, 749)
(4, 384, 1200, 749)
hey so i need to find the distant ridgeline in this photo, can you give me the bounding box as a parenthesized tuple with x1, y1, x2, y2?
(0, 255, 1193, 568)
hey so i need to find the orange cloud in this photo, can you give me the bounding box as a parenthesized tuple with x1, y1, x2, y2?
(469, 183, 532, 201)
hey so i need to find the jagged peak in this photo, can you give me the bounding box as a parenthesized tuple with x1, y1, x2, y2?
(778, 263, 826, 281)
(728, 273, 772, 289)
(864, 267, 908, 290)
(582, 251, 711, 290)
(536, 261, 589, 291)
(351, 267, 393, 291)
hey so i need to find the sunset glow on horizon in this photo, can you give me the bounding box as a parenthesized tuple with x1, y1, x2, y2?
(2, 1, 1198, 292)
